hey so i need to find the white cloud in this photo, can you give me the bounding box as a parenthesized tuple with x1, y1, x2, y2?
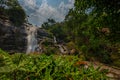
(19, 0, 74, 26)
(29, 0, 65, 26)
(22, 0, 37, 9)
(68, 0, 75, 3)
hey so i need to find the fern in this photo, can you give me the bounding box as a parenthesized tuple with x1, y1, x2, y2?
(0, 50, 108, 80)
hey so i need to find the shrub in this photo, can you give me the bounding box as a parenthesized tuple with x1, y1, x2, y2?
(7, 7, 26, 26)
(0, 50, 108, 80)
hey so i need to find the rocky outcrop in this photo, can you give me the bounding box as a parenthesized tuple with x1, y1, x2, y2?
(36, 28, 53, 54)
(0, 18, 27, 53)
(0, 17, 54, 54)
(0, 18, 76, 55)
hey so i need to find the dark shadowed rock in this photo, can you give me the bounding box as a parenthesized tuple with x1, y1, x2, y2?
(37, 28, 50, 38)
(0, 19, 27, 53)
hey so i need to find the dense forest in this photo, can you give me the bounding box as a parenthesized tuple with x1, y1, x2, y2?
(0, 0, 120, 80)
(42, 0, 120, 66)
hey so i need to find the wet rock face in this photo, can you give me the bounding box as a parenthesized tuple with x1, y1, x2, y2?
(37, 28, 50, 39)
(36, 28, 52, 53)
(0, 18, 53, 54)
(0, 19, 75, 54)
(0, 20, 27, 53)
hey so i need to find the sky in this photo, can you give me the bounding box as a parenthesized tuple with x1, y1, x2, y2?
(18, 0, 74, 27)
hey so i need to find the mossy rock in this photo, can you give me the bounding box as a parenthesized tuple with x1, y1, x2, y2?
(66, 41, 76, 49)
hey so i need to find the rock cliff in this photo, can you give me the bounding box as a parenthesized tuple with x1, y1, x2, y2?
(0, 18, 27, 53)
(0, 18, 53, 54)
(0, 17, 73, 55)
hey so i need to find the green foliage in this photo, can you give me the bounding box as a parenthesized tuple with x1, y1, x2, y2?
(0, 0, 26, 26)
(44, 47, 57, 55)
(0, 50, 108, 80)
(0, 0, 7, 16)
(42, 19, 56, 30)
(50, 23, 67, 40)
(42, 21, 68, 42)
(7, 6, 26, 26)
(41, 0, 120, 65)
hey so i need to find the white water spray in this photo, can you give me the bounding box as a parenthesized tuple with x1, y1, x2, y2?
(26, 26, 39, 54)
(53, 36, 57, 44)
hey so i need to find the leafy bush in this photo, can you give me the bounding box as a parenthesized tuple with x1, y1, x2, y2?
(0, 0, 26, 26)
(7, 7, 26, 26)
(0, 49, 109, 80)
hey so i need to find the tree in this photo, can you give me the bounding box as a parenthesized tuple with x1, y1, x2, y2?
(0, 0, 26, 26)
(62, 0, 120, 63)
(8, 6, 26, 26)
(0, 0, 7, 15)
(42, 19, 56, 29)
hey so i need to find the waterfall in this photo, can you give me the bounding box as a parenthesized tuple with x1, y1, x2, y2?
(53, 36, 57, 44)
(26, 26, 39, 54)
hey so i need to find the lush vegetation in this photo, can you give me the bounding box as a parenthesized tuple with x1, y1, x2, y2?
(0, 0, 119, 79)
(42, 0, 120, 67)
(0, 0, 26, 26)
(0, 49, 109, 80)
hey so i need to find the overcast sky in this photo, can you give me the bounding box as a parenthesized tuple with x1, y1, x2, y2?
(18, 0, 74, 27)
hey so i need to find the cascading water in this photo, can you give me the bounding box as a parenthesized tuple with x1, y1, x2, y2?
(26, 26, 39, 54)
(53, 36, 57, 44)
